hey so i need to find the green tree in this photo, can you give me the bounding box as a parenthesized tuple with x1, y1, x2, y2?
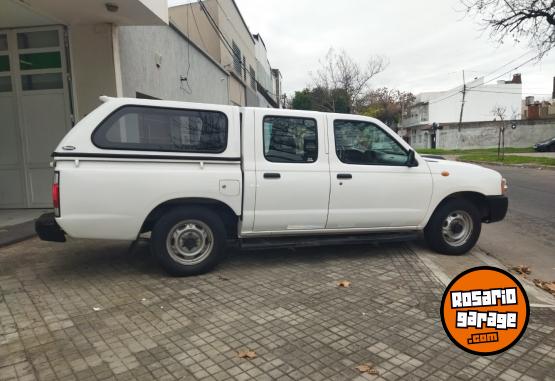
(291, 89, 313, 110)
(291, 87, 351, 113)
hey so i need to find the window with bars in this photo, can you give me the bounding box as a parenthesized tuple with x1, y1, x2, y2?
(231, 41, 241, 75)
(243, 56, 246, 81)
(249, 66, 256, 89)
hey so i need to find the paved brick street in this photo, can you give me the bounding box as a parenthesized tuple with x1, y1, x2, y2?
(1, 238, 554, 381)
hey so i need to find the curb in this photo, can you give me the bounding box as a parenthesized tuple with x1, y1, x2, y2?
(0, 220, 37, 248)
(459, 160, 555, 171)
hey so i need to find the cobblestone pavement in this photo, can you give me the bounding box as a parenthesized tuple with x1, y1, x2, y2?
(1, 238, 554, 381)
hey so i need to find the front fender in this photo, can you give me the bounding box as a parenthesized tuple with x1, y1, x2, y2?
(420, 160, 503, 227)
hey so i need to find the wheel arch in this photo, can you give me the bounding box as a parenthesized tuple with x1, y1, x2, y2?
(426, 191, 489, 226)
(140, 198, 239, 239)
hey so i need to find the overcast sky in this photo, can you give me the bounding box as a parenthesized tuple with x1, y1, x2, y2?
(170, 0, 554, 99)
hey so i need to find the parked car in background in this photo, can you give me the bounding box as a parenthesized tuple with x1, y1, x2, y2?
(533, 137, 555, 152)
(36, 97, 509, 276)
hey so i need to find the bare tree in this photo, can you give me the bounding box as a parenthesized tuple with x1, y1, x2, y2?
(358, 87, 415, 128)
(312, 48, 388, 113)
(492, 105, 507, 159)
(461, 0, 555, 57)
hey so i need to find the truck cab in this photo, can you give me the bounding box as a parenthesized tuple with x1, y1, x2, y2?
(36, 97, 508, 275)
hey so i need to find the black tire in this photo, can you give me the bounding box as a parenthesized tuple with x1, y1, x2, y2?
(151, 206, 226, 276)
(424, 198, 481, 255)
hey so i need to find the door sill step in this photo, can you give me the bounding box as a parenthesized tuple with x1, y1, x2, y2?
(237, 231, 420, 250)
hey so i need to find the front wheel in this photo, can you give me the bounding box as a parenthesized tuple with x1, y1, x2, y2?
(151, 207, 226, 276)
(424, 198, 481, 255)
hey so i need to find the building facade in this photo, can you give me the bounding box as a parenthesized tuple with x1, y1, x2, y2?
(1, 0, 283, 209)
(399, 74, 523, 148)
(403, 74, 523, 127)
(0, 0, 170, 209)
(170, 0, 282, 107)
(118, 24, 230, 104)
(2, 0, 282, 209)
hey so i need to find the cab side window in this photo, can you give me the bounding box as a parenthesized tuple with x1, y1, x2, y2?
(334, 120, 408, 166)
(263, 116, 318, 163)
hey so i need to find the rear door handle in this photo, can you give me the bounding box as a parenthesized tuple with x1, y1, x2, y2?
(264, 172, 281, 179)
(337, 173, 352, 179)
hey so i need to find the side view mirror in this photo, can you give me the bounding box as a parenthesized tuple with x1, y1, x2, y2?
(406, 149, 418, 167)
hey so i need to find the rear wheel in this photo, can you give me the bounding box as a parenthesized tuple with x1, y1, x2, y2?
(424, 198, 481, 255)
(151, 207, 226, 276)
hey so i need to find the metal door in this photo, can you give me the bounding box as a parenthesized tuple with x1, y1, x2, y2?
(0, 26, 72, 208)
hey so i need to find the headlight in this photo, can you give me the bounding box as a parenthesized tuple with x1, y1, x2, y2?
(501, 178, 508, 195)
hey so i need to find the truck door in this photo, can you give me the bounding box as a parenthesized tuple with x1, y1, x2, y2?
(326, 115, 432, 229)
(253, 109, 330, 232)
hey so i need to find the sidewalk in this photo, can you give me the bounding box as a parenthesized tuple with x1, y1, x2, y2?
(0, 209, 48, 247)
(1, 238, 553, 380)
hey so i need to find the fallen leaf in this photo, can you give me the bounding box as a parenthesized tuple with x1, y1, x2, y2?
(237, 350, 257, 359)
(510, 265, 531, 275)
(356, 363, 379, 375)
(533, 279, 555, 295)
(336, 280, 352, 288)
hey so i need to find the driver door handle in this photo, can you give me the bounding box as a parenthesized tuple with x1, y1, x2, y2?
(337, 173, 352, 179)
(264, 172, 281, 179)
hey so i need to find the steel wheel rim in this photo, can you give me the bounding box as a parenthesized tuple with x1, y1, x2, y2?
(442, 210, 473, 247)
(166, 220, 214, 265)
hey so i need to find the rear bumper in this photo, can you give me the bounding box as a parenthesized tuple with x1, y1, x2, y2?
(35, 213, 66, 242)
(484, 195, 508, 223)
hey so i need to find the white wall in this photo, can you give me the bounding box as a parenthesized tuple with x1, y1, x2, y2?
(409, 77, 522, 127)
(254, 36, 272, 93)
(118, 25, 229, 105)
(407, 119, 555, 149)
(214, 0, 255, 82)
(70, 24, 119, 120)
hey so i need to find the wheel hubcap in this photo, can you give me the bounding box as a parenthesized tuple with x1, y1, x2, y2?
(442, 210, 473, 247)
(166, 220, 214, 265)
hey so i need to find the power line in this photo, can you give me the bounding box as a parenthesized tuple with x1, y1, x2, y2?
(177, 1, 278, 100)
(428, 89, 464, 104)
(427, 53, 540, 105)
(198, 1, 251, 80)
(213, 0, 254, 50)
(190, 4, 208, 52)
(467, 53, 540, 91)
(181, 5, 192, 94)
(468, 89, 551, 95)
(481, 51, 533, 79)
(197, 0, 266, 90)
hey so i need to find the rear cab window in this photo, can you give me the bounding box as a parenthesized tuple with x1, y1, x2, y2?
(92, 106, 228, 153)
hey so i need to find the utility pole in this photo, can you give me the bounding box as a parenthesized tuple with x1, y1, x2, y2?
(458, 70, 466, 132)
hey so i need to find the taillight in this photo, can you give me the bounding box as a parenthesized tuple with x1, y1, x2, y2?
(53, 171, 60, 217)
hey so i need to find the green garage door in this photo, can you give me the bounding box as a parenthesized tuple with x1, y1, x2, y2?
(0, 26, 72, 208)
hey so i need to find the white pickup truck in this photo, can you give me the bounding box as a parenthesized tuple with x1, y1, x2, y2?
(36, 97, 508, 276)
